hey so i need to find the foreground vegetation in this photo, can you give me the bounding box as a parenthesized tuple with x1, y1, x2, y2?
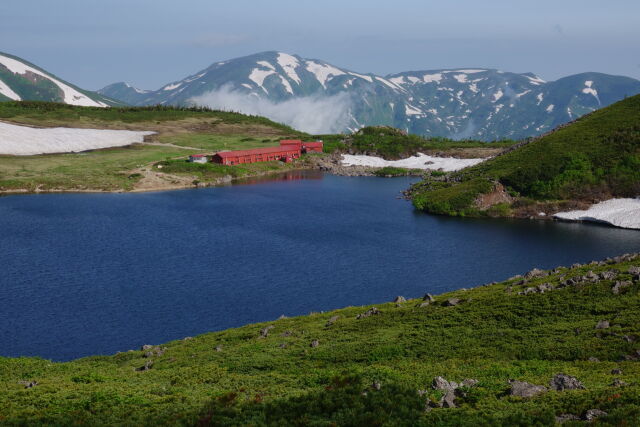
(411, 95, 640, 217)
(1, 254, 639, 425)
(0, 102, 307, 192)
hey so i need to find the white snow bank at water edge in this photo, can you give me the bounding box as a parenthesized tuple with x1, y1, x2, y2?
(0, 121, 155, 155)
(554, 198, 640, 230)
(341, 153, 484, 172)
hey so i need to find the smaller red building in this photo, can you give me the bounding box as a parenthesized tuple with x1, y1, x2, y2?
(302, 141, 324, 153)
(279, 139, 323, 153)
(211, 146, 301, 165)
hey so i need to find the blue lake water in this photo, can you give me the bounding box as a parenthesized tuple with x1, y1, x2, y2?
(1, 171, 640, 361)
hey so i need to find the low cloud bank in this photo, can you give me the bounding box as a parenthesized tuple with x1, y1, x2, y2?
(189, 86, 352, 134)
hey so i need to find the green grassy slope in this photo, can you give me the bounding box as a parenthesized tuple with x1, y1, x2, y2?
(0, 101, 301, 133)
(1, 255, 639, 425)
(411, 95, 640, 216)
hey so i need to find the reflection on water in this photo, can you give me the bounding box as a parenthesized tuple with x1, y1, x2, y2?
(0, 173, 639, 361)
(232, 169, 324, 186)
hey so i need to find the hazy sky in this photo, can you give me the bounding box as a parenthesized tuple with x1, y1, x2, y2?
(2, 0, 639, 90)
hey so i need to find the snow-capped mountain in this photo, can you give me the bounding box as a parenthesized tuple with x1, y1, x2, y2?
(99, 51, 640, 139)
(0, 52, 120, 107)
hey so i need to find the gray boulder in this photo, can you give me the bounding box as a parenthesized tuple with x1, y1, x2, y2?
(432, 376, 458, 391)
(612, 280, 632, 295)
(550, 374, 584, 391)
(356, 307, 380, 319)
(628, 266, 640, 275)
(393, 296, 407, 303)
(326, 315, 340, 326)
(310, 339, 319, 348)
(444, 298, 461, 306)
(423, 293, 435, 302)
(525, 268, 547, 279)
(595, 320, 610, 329)
(508, 380, 547, 398)
(599, 270, 618, 280)
(259, 325, 275, 338)
(583, 409, 607, 421)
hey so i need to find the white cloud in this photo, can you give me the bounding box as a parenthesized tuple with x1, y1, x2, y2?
(189, 86, 352, 134)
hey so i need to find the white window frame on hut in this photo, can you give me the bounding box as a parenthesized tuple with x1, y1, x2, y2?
(189, 155, 208, 164)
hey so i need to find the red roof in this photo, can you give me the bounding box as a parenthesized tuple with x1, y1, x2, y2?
(303, 142, 323, 146)
(215, 146, 300, 158)
(190, 154, 206, 158)
(280, 139, 302, 145)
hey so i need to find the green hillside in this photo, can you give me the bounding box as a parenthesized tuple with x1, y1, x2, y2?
(0, 102, 307, 193)
(1, 255, 639, 425)
(319, 126, 516, 159)
(411, 94, 640, 217)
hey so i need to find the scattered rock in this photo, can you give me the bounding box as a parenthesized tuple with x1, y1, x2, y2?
(595, 320, 610, 329)
(612, 280, 632, 295)
(371, 381, 382, 391)
(326, 315, 340, 327)
(622, 335, 636, 343)
(432, 376, 458, 391)
(441, 390, 457, 408)
(143, 346, 166, 358)
(610, 378, 627, 387)
(136, 360, 153, 372)
(259, 325, 274, 338)
(215, 345, 223, 352)
(141, 345, 153, 351)
(310, 340, 320, 348)
(183, 337, 193, 341)
(525, 268, 547, 279)
(393, 296, 406, 303)
(429, 377, 478, 409)
(443, 298, 461, 306)
(550, 374, 584, 391)
(628, 266, 640, 275)
(588, 357, 599, 362)
(280, 331, 293, 337)
(611, 368, 623, 375)
(18, 380, 38, 389)
(583, 409, 607, 421)
(278, 314, 288, 320)
(418, 301, 431, 308)
(356, 307, 380, 319)
(278, 343, 287, 349)
(508, 380, 547, 398)
(599, 270, 618, 280)
(423, 293, 435, 302)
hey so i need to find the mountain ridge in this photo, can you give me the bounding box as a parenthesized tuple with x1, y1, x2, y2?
(98, 51, 640, 140)
(0, 51, 122, 107)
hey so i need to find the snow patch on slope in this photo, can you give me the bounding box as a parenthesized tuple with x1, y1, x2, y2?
(0, 54, 107, 107)
(582, 80, 601, 104)
(554, 198, 640, 230)
(305, 61, 345, 88)
(341, 153, 484, 171)
(0, 121, 154, 155)
(276, 53, 301, 84)
(249, 68, 276, 92)
(0, 79, 21, 100)
(423, 73, 442, 83)
(349, 72, 373, 83)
